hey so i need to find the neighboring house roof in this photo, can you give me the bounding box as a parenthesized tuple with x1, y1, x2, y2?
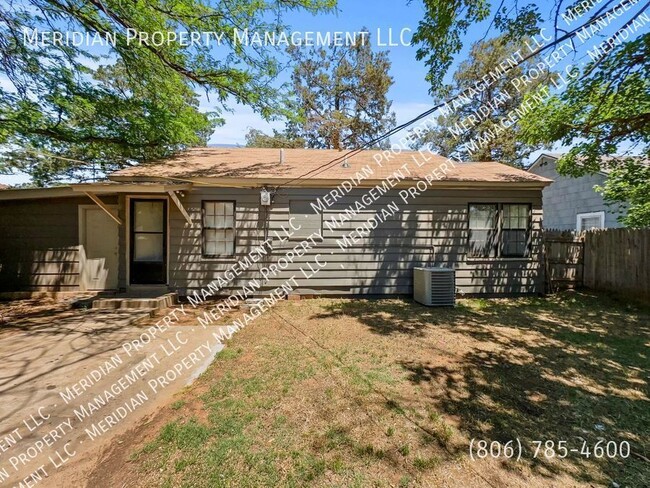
(527, 152, 645, 175)
(0, 183, 9, 190)
(111, 148, 551, 187)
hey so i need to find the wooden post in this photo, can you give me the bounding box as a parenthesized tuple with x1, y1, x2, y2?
(84, 192, 122, 225)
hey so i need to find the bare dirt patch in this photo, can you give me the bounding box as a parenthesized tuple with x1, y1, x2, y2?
(0, 296, 83, 332)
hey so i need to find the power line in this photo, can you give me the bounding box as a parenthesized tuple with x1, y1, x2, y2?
(274, 0, 648, 189)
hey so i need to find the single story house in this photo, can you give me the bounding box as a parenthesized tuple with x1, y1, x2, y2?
(527, 153, 626, 231)
(0, 148, 551, 296)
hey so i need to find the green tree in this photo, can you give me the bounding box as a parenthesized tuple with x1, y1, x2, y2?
(412, 36, 554, 166)
(0, 0, 335, 185)
(520, 35, 649, 226)
(597, 159, 650, 228)
(288, 30, 396, 150)
(413, 0, 649, 226)
(0, 61, 217, 185)
(245, 128, 305, 148)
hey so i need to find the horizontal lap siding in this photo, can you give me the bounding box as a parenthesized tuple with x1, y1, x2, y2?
(168, 187, 544, 296)
(0, 196, 115, 291)
(0, 197, 81, 291)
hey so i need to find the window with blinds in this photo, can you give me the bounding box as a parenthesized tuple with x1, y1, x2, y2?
(468, 203, 531, 258)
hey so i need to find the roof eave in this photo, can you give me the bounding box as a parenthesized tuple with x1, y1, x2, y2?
(70, 182, 193, 193)
(108, 175, 551, 189)
(527, 153, 559, 172)
(0, 186, 76, 201)
(0, 182, 194, 201)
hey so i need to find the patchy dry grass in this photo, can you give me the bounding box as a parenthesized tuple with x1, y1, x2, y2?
(93, 291, 649, 487)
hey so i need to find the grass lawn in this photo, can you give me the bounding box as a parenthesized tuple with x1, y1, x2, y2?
(93, 291, 649, 487)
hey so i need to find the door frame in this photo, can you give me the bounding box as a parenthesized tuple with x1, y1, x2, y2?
(78, 204, 119, 291)
(126, 195, 170, 287)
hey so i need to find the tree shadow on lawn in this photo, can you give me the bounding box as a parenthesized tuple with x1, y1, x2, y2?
(314, 291, 650, 486)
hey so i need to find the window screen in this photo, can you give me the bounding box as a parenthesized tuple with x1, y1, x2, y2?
(202, 201, 235, 257)
(468, 203, 531, 258)
(577, 213, 604, 231)
(502, 204, 530, 257)
(132, 200, 165, 262)
(468, 204, 498, 257)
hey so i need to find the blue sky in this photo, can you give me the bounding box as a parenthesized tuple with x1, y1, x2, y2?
(214, 0, 646, 155)
(1, 0, 647, 185)
(208, 0, 435, 146)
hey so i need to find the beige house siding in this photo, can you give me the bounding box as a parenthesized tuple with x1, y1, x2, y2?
(0, 187, 543, 295)
(0, 196, 116, 291)
(166, 187, 544, 296)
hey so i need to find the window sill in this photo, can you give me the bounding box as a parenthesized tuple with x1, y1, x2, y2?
(465, 256, 536, 263)
(201, 255, 238, 262)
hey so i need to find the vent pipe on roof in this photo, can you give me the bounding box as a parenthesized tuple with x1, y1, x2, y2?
(341, 157, 350, 168)
(280, 148, 285, 164)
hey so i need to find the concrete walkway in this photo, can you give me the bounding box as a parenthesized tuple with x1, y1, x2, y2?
(0, 307, 227, 487)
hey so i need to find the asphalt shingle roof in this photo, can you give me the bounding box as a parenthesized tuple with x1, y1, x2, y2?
(111, 148, 551, 185)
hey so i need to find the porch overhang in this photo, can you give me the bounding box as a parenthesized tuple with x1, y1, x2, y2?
(71, 182, 195, 227)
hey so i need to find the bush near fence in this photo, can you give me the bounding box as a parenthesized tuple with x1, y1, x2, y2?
(543, 228, 650, 300)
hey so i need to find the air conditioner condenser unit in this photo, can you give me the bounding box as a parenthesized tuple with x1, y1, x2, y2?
(413, 267, 456, 307)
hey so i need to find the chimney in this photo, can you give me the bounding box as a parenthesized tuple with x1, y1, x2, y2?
(280, 148, 285, 164)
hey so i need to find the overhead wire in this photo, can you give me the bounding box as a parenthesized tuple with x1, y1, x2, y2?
(272, 0, 648, 190)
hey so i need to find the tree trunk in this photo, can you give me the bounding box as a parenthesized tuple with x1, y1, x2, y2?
(332, 94, 341, 150)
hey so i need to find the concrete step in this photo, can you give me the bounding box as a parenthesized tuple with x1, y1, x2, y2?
(91, 292, 178, 311)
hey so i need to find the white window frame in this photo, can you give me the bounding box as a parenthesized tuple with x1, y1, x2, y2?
(126, 195, 170, 288)
(202, 200, 236, 258)
(468, 203, 532, 258)
(576, 211, 605, 231)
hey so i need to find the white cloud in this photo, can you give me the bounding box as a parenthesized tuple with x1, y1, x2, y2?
(0, 73, 17, 93)
(0, 172, 31, 186)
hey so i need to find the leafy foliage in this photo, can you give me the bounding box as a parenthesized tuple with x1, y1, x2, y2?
(414, 0, 649, 226)
(412, 0, 491, 96)
(597, 159, 650, 228)
(0, 60, 217, 185)
(521, 35, 650, 226)
(0, 0, 335, 185)
(412, 36, 554, 166)
(245, 128, 305, 148)
(287, 30, 396, 149)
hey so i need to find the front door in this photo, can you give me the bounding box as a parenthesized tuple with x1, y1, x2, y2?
(130, 199, 167, 285)
(79, 206, 119, 290)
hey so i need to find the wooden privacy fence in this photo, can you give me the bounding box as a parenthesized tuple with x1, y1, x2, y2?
(543, 228, 650, 300)
(543, 230, 584, 291)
